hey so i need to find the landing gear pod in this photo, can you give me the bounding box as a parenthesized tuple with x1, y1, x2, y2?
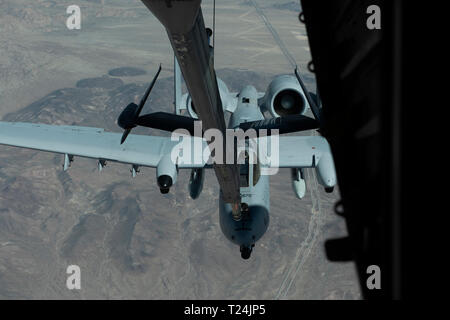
(158, 175, 172, 194)
(315, 153, 337, 191)
(189, 168, 204, 199)
(156, 154, 178, 194)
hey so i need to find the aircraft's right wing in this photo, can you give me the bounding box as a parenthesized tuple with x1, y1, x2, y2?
(0, 122, 208, 169)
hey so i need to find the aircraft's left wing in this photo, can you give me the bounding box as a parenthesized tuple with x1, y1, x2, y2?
(0, 122, 208, 169)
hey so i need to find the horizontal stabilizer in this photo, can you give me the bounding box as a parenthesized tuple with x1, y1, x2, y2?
(238, 114, 319, 135)
(136, 112, 196, 135)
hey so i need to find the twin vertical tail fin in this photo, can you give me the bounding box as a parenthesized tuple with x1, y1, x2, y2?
(118, 64, 162, 144)
(174, 54, 182, 115)
(294, 66, 322, 125)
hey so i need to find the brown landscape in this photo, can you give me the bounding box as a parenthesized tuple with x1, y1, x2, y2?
(0, 0, 361, 299)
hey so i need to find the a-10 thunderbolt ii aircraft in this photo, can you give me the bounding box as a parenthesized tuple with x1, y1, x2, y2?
(0, 0, 336, 259)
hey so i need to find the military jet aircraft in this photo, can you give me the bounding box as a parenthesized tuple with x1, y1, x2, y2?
(0, 0, 336, 259)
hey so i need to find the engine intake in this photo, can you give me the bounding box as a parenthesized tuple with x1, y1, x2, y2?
(274, 89, 304, 116)
(157, 175, 173, 194)
(263, 75, 308, 117)
(185, 78, 234, 119)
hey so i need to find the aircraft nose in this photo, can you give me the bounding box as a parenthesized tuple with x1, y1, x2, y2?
(233, 205, 269, 246)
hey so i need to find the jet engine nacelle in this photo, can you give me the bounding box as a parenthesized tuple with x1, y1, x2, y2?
(262, 75, 308, 117)
(156, 154, 178, 194)
(184, 78, 236, 119)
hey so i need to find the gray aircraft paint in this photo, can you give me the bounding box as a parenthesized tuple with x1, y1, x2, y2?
(0, 1, 338, 258)
(220, 85, 269, 249)
(0, 76, 337, 258)
(219, 84, 335, 255)
(0, 77, 337, 258)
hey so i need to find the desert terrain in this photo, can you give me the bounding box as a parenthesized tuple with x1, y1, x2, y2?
(0, 0, 361, 299)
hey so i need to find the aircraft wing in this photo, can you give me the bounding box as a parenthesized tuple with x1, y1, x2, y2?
(258, 135, 337, 187)
(257, 135, 331, 167)
(0, 122, 208, 169)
